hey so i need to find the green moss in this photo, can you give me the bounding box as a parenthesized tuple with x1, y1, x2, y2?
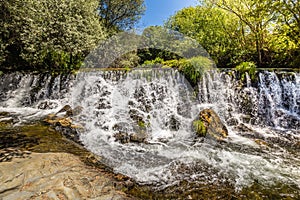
(124, 66, 131, 72)
(137, 120, 146, 128)
(193, 120, 207, 137)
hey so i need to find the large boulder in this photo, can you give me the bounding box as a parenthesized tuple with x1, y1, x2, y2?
(193, 109, 228, 140)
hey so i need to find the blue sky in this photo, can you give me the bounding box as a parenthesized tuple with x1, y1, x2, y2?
(137, 0, 198, 28)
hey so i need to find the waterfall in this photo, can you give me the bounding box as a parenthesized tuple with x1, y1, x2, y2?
(0, 69, 299, 191)
(0, 72, 75, 122)
(198, 70, 300, 129)
(0, 72, 74, 108)
(70, 69, 300, 190)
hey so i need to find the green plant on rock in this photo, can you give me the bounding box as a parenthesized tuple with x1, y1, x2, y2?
(193, 120, 207, 137)
(162, 59, 180, 68)
(137, 120, 146, 128)
(235, 61, 257, 82)
(179, 56, 213, 86)
(141, 56, 212, 86)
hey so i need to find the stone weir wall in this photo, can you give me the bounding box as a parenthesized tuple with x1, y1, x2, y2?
(0, 70, 127, 109)
(0, 69, 299, 130)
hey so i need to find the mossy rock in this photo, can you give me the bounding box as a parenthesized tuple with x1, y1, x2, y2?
(193, 109, 228, 140)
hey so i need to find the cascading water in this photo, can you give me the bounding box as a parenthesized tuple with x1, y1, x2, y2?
(0, 72, 74, 123)
(71, 68, 300, 191)
(0, 69, 299, 193)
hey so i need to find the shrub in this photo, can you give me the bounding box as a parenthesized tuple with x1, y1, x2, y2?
(141, 56, 213, 86)
(179, 56, 213, 86)
(235, 61, 257, 81)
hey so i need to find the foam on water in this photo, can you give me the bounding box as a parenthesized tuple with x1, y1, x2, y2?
(72, 69, 300, 190)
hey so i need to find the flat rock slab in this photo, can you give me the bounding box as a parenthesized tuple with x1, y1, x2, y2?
(0, 152, 131, 200)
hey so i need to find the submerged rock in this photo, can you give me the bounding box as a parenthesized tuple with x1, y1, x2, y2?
(193, 109, 228, 140)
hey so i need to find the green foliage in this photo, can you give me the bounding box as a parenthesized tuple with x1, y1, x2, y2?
(166, 6, 243, 67)
(162, 59, 182, 68)
(0, 0, 106, 72)
(143, 57, 164, 66)
(179, 57, 213, 86)
(235, 61, 257, 81)
(272, 0, 300, 45)
(208, 0, 277, 66)
(139, 26, 203, 64)
(110, 51, 140, 68)
(166, 0, 300, 68)
(140, 56, 212, 86)
(193, 120, 207, 137)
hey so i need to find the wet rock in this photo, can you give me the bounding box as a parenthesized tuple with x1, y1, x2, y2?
(43, 110, 83, 144)
(113, 122, 148, 144)
(167, 115, 180, 131)
(235, 123, 253, 132)
(36, 101, 59, 109)
(113, 122, 131, 133)
(254, 139, 269, 148)
(0, 148, 31, 162)
(71, 106, 83, 116)
(226, 117, 239, 126)
(130, 130, 147, 143)
(0, 153, 131, 199)
(114, 132, 130, 144)
(0, 117, 14, 125)
(0, 112, 10, 117)
(193, 109, 228, 140)
(54, 105, 83, 117)
(0, 112, 18, 126)
(129, 109, 144, 123)
(56, 104, 72, 115)
(44, 116, 72, 127)
(114, 130, 147, 144)
(275, 110, 300, 130)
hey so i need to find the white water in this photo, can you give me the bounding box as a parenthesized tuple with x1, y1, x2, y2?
(0, 73, 73, 123)
(71, 69, 300, 190)
(0, 70, 299, 191)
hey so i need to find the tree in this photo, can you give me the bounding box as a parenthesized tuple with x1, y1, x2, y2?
(272, 0, 300, 66)
(207, 0, 277, 66)
(0, 0, 106, 71)
(97, 0, 145, 32)
(166, 6, 244, 67)
(273, 0, 300, 44)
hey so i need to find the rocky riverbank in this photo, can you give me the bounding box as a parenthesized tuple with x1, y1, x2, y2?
(0, 114, 136, 200)
(0, 152, 131, 200)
